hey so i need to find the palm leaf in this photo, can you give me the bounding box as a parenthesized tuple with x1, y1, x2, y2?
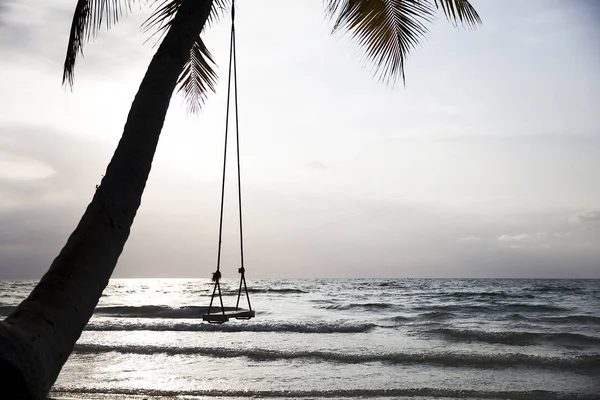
(433, 0, 481, 28)
(177, 38, 219, 114)
(141, 0, 226, 112)
(63, 0, 145, 87)
(142, 0, 229, 41)
(325, 0, 481, 85)
(140, 0, 178, 41)
(325, 0, 434, 85)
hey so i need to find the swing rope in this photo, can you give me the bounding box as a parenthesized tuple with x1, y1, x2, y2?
(207, 0, 252, 317)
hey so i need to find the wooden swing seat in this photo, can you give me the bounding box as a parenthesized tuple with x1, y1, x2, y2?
(202, 309, 255, 324)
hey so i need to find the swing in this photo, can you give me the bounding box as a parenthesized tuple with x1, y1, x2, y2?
(202, 0, 255, 324)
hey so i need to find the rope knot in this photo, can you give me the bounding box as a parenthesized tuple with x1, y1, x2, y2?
(212, 270, 221, 282)
(238, 267, 245, 274)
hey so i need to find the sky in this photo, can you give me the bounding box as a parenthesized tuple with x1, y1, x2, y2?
(0, 0, 599, 279)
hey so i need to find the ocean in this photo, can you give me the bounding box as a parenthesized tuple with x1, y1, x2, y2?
(1, 278, 599, 400)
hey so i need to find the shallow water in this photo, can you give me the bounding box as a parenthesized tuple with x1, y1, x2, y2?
(1, 278, 599, 399)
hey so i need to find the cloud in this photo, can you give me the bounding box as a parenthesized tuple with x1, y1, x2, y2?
(495, 226, 599, 256)
(497, 232, 550, 250)
(498, 234, 529, 242)
(0, 0, 155, 81)
(0, 153, 55, 180)
(498, 232, 548, 242)
(568, 210, 600, 224)
(0, 1, 12, 23)
(552, 232, 572, 237)
(0, 1, 70, 58)
(0, 125, 112, 206)
(307, 161, 327, 170)
(0, 124, 114, 276)
(459, 236, 481, 242)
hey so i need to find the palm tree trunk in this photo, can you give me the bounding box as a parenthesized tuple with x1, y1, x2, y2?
(0, 1, 214, 398)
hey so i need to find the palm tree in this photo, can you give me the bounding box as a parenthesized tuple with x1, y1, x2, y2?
(0, 1, 480, 399)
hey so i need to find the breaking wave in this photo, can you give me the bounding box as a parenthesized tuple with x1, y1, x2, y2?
(417, 311, 455, 321)
(509, 314, 600, 325)
(391, 315, 411, 323)
(93, 305, 229, 318)
(50, 387, 600, 400)
(444, 291, 535, 300)
(72, 344, 600, 372)
(322, 302, 394, 311)
(413, 303, 569, 314)
(246, 288, 307, 294)
(84, 321, 376, 334)
(526, 284, 585, 294)
(429, 328, 600, 347)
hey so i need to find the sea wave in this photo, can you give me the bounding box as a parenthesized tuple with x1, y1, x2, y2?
(246, 287, 307, 294)
(84, 321, 376, 334)
(388, 311, 455, 324)
(377, 281, 408, 288)
(72, 344, 600, 372)
(444, 291, 535, 300)
(509, 314, 600, 325)
(417, 311, 455, 321)
(206, 287, 308, 296)
(544, 315, 600, 325)
(504, 303, 570, 313)
(50, 387, 600, 400)
(391, 315, 411, 323)
(413, 304, 488, 313)
(93, 305, 233, 318)
(429, 328, 600, 347)
(322, 302, 394, 311)
(526, 284, 585, 294)
(413, 303, 569, 314)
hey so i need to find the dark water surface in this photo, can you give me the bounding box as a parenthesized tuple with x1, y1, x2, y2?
(1, 278, 599, 399)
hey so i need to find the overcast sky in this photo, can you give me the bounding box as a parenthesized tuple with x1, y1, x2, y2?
(0, 0, 599, 279)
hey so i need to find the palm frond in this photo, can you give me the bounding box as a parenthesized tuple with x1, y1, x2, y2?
(142, 0, 225, 112)
(176, 37, 219, 114)
(207, 0, 231, 27)
(325, 0, 434, 85)
(141, 0, 178, 40)
(63, 0, 145, 87)
(433, 0, 481, 28)
(142, 0, 229, 45)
